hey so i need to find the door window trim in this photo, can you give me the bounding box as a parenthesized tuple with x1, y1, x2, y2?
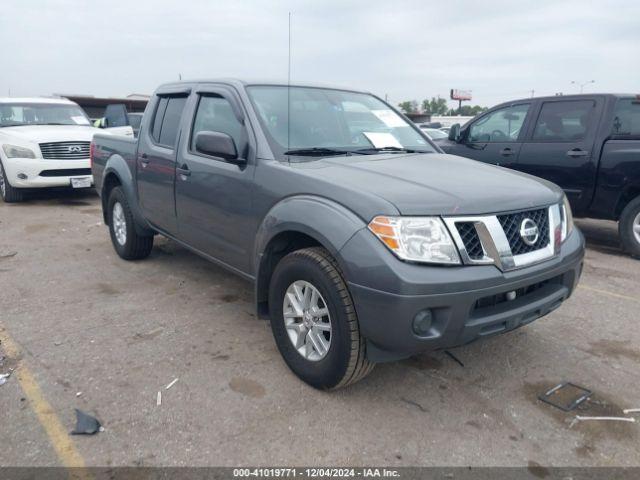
(465, 103, 531, 144)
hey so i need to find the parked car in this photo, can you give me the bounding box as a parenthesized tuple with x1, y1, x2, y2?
(92, 80, 584, 389)
(0, 97, 107, 202)
(93, 104, 136, 137)
(435, 94, 640, 257)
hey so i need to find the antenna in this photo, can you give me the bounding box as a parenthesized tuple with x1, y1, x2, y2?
(287, 12, 292, 156)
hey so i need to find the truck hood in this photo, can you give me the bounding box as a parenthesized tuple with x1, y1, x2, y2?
(294, 153, 563, 216)
(0, 125, 102, 144)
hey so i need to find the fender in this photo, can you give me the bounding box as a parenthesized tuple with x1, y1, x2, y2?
(253, 195, 369, 316)
(101, 153, 154, 236)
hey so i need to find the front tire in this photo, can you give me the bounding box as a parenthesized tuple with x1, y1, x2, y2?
(619, 197, 640, 259)
(268, 247, 374, 389)
(107, 186, 154, 260)
(0, 160, 25, 203)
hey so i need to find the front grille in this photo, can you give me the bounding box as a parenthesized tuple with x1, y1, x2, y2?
(473, 276, 559, 311)
(39, 168, 92, 177)
(497, 208, 550, 255)
(39, 141, 90, 160)
(456, 222, 484, 260)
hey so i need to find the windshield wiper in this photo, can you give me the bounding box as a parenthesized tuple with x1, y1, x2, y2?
(353, 146, 427, 154)
(284, 147, 354, 157)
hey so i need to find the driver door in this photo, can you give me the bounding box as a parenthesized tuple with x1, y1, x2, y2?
(447, 103, 531, 168)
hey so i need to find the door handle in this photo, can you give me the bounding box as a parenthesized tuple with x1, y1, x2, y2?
(500, 148, 514, 157)
(566, 148, 589, 157)
(139, 153, 149, 166)
(176, 165, 191, 178)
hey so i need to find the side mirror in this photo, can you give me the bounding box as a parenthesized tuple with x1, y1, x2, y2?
(195, 131, 241, 162)
(448, 124, 462, 142)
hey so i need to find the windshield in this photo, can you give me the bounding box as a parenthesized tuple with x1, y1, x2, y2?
(423, 128, 448, 139)
(0, 103, 91, 127)
(247, 86, 435, 156)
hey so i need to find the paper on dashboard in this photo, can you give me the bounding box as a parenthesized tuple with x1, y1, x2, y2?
(363, 132, 403, 149)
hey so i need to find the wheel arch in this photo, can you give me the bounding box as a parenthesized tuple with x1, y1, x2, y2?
(615, 185, 640, 220)
(253, 195, 366, 319)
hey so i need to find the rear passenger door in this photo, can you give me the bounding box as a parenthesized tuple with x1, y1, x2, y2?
(175, 85, 256, 275)
(448, 103, 531, 167)
(516, 98, 603, 214)
(137, 91, 189, 233)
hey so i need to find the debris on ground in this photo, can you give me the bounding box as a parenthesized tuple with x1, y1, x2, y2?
(156, 391, 162, 406)
(0, 251, 18, 260)
(444, 350, 464, 367)
(575, 415, 636, 423)
(538, 382, 592, 412)
(623, 408, 640, 414)
(165, 378, 179, 390)
(0, 373, 11, 386)
(71, 409, 102, 435)
(76, 392, 82, 397)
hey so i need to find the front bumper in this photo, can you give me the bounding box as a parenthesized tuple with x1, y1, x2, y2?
(340, 227, 585, 362)
(2, 156, 93, 188)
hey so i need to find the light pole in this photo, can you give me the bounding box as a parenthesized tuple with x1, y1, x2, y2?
(571, 80, 595, 93)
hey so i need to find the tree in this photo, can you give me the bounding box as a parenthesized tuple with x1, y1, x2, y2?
(421, 96, 449, 116)
(448, 105, 488, 116)
(398, 100, 419, 114)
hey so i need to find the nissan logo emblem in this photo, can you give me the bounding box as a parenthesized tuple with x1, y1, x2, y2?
(520, 218, 540, 246)
(68, 146, 82, 153)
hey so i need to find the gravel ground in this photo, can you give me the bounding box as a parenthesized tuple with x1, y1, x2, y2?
(0, 189, 638, 467)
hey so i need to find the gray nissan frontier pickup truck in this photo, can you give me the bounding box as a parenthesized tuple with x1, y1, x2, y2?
(91, 80, 585, 389)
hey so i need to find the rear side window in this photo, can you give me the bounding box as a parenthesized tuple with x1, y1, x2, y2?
(191, 95, 245, 154)
(532, 100, 594, 142)
(151, 97, 168, 142)
(612, 98, 640, 137)
(158, 96, 188, 147)
(150, 95, 187, 148)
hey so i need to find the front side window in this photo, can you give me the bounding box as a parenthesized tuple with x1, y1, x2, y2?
(612, 98, 640, 137)
(468, 104, 529, 143)
(532, 100, 594, 142)
(191, 95, 245, 153)
(0, 103, 90, 127)
(246, 86, 434, 156)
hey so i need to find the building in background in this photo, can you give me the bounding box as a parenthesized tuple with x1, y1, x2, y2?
(55, 93, 149, 122)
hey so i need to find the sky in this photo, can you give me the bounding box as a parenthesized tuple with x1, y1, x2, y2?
(1, 0, 638, 109)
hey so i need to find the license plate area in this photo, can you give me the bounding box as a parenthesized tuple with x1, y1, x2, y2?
(70, 177, 92, 189)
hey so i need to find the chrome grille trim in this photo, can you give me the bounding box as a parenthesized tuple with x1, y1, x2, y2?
(443, 205, 561, 272)
(39, 141, 90, 160)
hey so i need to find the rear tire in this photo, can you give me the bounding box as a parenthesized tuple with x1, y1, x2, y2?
(268, 247, 374, 389)
(619, 197, 640, 259)
(107, 186, 154, 260)
(0, 161, 25, 203)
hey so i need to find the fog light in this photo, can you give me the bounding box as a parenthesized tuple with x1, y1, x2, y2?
(17, 173, 28, 180)
(412, 309, 433, 336)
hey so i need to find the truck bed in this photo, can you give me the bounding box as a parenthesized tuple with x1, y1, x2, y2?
(91, 133, 138, 196)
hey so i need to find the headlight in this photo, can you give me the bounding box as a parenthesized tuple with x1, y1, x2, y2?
(368, 216, 461, 264)
(2, 144, 37, 159)
(560, 196, 574, 242)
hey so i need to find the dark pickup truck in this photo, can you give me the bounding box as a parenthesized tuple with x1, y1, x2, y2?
(435, 94, 640, 257)
(91, 80, 584, 389)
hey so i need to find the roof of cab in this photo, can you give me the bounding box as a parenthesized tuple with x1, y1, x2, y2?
(0, 97, 78, 105)
(154, 78, 373, 95)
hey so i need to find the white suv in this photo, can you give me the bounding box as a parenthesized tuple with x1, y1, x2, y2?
(0, 97, 106, 202)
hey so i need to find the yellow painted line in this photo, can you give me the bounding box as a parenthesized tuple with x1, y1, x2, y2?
(0, 326, 90, 479)
(579, 284, 640, 304)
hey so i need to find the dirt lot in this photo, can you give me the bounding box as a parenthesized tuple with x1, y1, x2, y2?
(1, 189, 639, 467)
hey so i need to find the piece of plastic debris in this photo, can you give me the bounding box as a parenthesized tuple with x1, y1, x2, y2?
(0, 374, 10, 386)
(76, 392, 82, 397)
(165, 378, 179, 390)
(623, 408, 640, 414)
(444, 350, 464, 367)
(539, 382, 592, 412)
(71, 409, 102, 435)
(157, 391, 162, 406)
(575, 415, 636, 423)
